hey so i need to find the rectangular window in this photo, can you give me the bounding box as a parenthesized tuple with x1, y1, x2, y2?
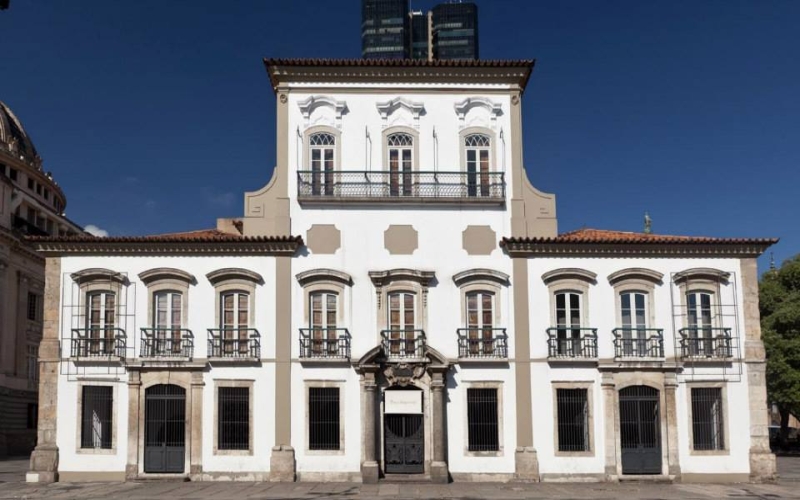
(27, 403, 38, 429)
(218, 387, 249, 450)
(310, 292, 338, 356)
(27, 178, 34, 190)
(221, 291, 249, 355)
(27, 292, 39, 321)
(81, 386, 113, 449)
(27, 344, 38, 382)
(9, 168, 17, 181)
(308, 387, 340, 450)
(466, 388, 499, 452)
(692, 388, 725, 450)
(556, 388, 589, 452)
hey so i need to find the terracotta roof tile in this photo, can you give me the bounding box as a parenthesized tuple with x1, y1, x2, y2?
(26, 228, 303, 244)
(264, 58, 535, 68)
(503, 228, 778, 245)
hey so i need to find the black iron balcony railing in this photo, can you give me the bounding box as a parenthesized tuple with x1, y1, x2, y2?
(140, 328, 194, 358)
(70, 327, 126, 358)
(12, 215, 48, 236)
(678, 327, 734, 359)
(546, 327, 598, 359)
(299, 328, 351, 360)
(207, 328, 261, 359)
(297, 170, 505, 203)
(457, 328, 508, 359)
(612, 328, 664, 358)
(381, 329, 426, 359)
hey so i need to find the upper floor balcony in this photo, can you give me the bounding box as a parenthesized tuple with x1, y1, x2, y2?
(70, 327, 126, 360)
(678, 327, 735, 360)
(207, 328, 261, 361)
(612, 328, 665, 359)
(381, 329, 426, 360)
(140, 328, 194, 359)
(296, 170, 505, 206)
(299, 328, 351, 361)
(457, 327, 508, 360)
(546, 327, 598, 361)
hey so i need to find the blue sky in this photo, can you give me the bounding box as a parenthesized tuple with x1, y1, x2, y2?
(1, 0, 797, 272)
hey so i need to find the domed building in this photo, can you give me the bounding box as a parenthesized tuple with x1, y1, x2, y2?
(0, 101, 83, 456)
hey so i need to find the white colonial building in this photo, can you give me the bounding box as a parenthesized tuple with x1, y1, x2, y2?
(26, 59, 777, 483)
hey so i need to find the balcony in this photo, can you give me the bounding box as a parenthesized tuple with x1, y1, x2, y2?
(140, 328, 194, 359)
(12, 215, 48, 236)
(546, 327, 598, 360)
(612, 328, 664, 359)
(70, 327, 126, 359)
(381, 329, 426, 360)
(296, 170, 505, 205)
(457, 328, 508, 360)
(678, 328, 735, 360)
(207, 328, 261, 360)
(299, 328, 351, 361)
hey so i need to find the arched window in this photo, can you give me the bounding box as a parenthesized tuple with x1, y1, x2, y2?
(309, 132, 336, 196)
(387, 133, 414, 196)
(464, 133, 491, 197)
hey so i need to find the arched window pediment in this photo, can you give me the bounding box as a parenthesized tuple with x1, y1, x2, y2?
(71, 268, 128, 286)
(206, 268, 264, 286)
(376, 98, 425, 128)
(673, 267, 730, 285)
(542, 268, 597, 286)
(453, 268, 509, 288)
(369, 269, 435, 289)
(138, 267, 196, 286)
(296, 268, 353, 287)
(454, 97, 503, 127)
(297, 95, 347, 128)
(607, 268, 664, 286)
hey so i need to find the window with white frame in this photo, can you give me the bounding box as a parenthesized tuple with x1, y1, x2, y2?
(387, 291, 416, 355)
(218, 387, 250, 451)
(554, 291, 582, 356)
(387, 132, 413, 196)
(309, 132, 335, 195)
(691, 388, 725, 451)
(308, 387, 340, 451)
(619, 291, 647, 356)
(686, 291, 713, 355)
(467, 387, 499, 452)
(86, 291, 116, 355)
(221, 291, 250, 355)
(310, 291, 339, 356)
(556, 388, 590, 452)
(152, 291, 183, 354)
(80, 386, 113, 449)
(464, 133, 490, 197)
(466, 291, 495, 356)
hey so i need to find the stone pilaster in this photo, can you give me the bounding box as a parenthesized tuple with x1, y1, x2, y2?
(125, 371, 141, 480)
(26, 257, 60, 483)
(664, 372, 681, 478)
(270, 256, 295, 481)
(430, 370, 448, 483)
(601, 373, 617, 479)
(190, 371, 204, 477)
(740, 258, 777, 482)
(360, 370, 379, 484)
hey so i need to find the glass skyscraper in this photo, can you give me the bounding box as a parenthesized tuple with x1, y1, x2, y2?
(362, 0, 410, 59)
(431, 2, 479, 60)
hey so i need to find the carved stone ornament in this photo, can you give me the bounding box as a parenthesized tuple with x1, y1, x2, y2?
(511, 95, 520, 106)
(279, 94, 288, 104)
(384, 362, 426, 387)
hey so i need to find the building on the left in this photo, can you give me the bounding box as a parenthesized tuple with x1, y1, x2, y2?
(0, 101, 84, 456)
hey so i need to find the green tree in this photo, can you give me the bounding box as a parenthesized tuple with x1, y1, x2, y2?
(760, 254, 800, 448)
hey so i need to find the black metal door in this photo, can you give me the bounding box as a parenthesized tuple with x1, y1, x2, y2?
(384, 414, 424, 474)
(619, 386, 662, 475)
(144, 384, 186, 473)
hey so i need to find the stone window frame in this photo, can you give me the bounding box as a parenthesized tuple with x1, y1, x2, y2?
(369, 269, 435, 334)
(213, 379, 254, 456)
(673, 268, 730, 330)
(542, 268, 597, 327)
(686, 381, 730, 456)
(75, 381, 118, 455)
(452, 268, 509, 330)
(206, 268, 264, 329)
(608, 268, 664, 333)
(459, 126, 497, 174)
(551, 381, 595, 457)
(304, 124, 342, 172)
(462, 380, 505, 457)
(304, 380, 346, 455)
(296, 269, 353, 328)
(382, 125, 420, 172)
(138, 268, 196, 329)
(70, 268, 129, 333)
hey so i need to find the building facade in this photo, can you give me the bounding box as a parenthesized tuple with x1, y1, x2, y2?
(431, 2, 479, 60)
(27, 59, 776, 483)
(362, 0, 410, 59)
(0, 102, 82, 457)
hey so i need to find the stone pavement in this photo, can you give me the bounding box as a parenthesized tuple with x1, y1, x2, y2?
(0, 456, 798, 499)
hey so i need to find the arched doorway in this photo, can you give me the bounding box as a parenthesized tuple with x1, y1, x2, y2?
(619, 385, 661, 474)
(144, 384, 186, 473)
(383, 386, 424, 474)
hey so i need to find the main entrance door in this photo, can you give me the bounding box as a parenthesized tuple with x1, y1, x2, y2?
(144, 384, 186, 473)
(619, 385, 662, 475)
(384, 414, 424, 474)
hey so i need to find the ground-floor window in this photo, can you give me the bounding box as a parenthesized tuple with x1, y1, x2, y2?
(81, 386, 113, 449)
(467, 388, 499, 452)
(556, 388, 589, 452)
(691, 388, 724, 450)
(309, 387, 340, 450)
(218, 387, 249, 450)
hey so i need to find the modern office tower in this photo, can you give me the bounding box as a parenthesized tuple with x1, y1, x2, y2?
(431, 1, 479, 60)
(408, 11, 431, 60)
(362, 0, 410, 59)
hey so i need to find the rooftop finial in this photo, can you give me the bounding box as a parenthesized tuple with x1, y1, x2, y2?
(770, 252, 776, 271)
(644, 211, 652, 234)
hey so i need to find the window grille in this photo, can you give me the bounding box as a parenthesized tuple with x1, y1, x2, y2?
(81, 386, 113, 449)
(309, 133, 335, 146)
(556, 388, 589, 452)
(387, 132, 413, 147)
(27, 292, 39, 321)
(218, 387, 249, 450)
(464, 134, 490, 147)
(467, 388, 499, 451)
(309, 387, 340, 450)
(691, 388, 724, 450)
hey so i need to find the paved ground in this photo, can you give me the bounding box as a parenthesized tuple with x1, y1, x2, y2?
(0, 456, 798, 499)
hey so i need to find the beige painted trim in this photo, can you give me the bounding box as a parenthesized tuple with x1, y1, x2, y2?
(305, 225, 341, 255)
(369, 269, 435, 334)
(458, 126, 497, 173)
(675, 274, 724, 331)
(70, 268, 128, 286)
(546, 278, 591, 328)
(542, 268, 597, 285)
(674, 267, 730, 285)
(144, 279, 191, 330)
(608, 268, 664, 286)
(138, 268, 196, 286)
(462, 381, 504, 457)
(274, 257, 292, 447)
(212, 281, 257, 329)
(512, 258, 533, 449)
(452, 268, 509, 287)
(75, 382, 118, 455)
(382, 125, 420, 171)
(303, 125, 341, 172)
(461, 226, 498, 256)
(686, 382, 730, 455)
(458, 281, 503, 329)
(301, 281, 346, 327)
(206, 268, 264, 286)
(611, 279, 658, 332)
(551, 381, 595, 457)
(296, 268, 352, 287)
(383, 224, 418, 255)
(304, 380, 345, 455)
(213, 380, 254, 456)
(57, 471, 126, 482)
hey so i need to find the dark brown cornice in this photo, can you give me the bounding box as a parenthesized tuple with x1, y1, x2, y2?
(500, 238, 778, 258)
(26, 235, 304, 256)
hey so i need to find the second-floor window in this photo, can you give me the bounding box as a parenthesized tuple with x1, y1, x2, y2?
(154, 291, 182, 354)
(387, 133, 413, 196)
(464, 134, 490, 196)
(221, 291, 249, 355)
(388, 291, 415, 355)
(620, 291, 647, 356)
(466, 291, 494, 355)
(310, 291, 338, 355)
(555, 291, 582, 356)
(309, 132, 335, 195)
(87, 291, 116, 354)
